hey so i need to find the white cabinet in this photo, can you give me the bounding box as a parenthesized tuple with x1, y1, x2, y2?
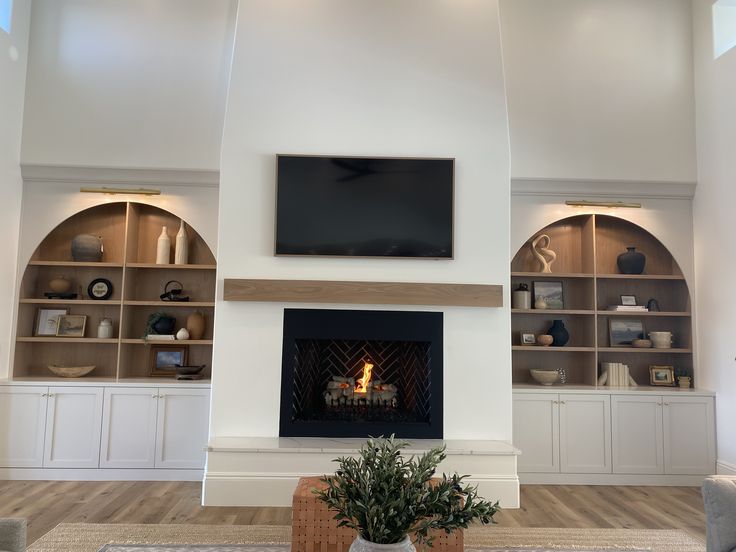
(0, 386, 47, 467)
(515, 393, 610, 474)
(100, 387, 158, 468)
(513, 393, 559, 472)
(43, 387, 104, 468)
(611, 394, 715, 476)
(155, 388, 210, 469)
(559, 394, 611, 474)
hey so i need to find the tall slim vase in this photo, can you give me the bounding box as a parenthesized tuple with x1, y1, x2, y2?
(156, 227, 170, 264)
(175, 220, 189, 265)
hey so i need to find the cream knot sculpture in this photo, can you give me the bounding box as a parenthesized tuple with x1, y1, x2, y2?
(531, 234, 557, 273)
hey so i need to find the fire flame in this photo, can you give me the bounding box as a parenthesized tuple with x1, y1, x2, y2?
(355, 360, 373, 393)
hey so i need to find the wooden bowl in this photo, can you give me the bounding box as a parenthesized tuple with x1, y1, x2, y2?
(631, 339, 652, 348)
(536, 335, 554, 347)
(530, 369, 559, 385)
(48, 365, 95, 378)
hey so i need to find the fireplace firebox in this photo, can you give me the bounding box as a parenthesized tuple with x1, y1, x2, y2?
(279, 309, 443, 438)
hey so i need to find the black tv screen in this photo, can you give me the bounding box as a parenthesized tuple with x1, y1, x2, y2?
(275, 155, 454, 258)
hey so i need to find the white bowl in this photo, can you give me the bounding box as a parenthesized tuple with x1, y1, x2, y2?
(530, 369, 559, 385)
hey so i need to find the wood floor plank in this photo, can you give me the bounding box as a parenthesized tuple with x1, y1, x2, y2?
(0, 481, 706, 546)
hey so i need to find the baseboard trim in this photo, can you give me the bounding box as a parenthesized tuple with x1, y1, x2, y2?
(0, 468, 204, 481)
(518, 472, 707, 486)
(716, 460, 736, 475)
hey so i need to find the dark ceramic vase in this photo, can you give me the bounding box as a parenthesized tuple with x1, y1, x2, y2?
(547, 320, 570, 347)
(152, 316, 176, 335)
(617, 247, 646, 274)
(71, 234, 103, 262)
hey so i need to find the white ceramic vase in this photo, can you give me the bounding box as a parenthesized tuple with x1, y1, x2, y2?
(349, 536, 415, 552)
(175, 220, 188, 265)
(156, 226, 170, 264)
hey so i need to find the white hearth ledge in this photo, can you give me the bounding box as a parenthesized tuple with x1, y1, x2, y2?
(203, 437, 520, 508)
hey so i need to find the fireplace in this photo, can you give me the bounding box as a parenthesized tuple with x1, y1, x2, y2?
(279, 309, 443, 438)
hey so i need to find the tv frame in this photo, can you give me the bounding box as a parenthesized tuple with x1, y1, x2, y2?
(274, 154, 456, 260)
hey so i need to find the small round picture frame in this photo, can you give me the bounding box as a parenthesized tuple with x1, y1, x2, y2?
(88, 278, 113, 300)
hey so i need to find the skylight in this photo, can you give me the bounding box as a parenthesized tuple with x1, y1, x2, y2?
(0, 0, 12, 33)
(714, 0, 736, 58)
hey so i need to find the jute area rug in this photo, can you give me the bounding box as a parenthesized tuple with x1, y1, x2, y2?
(27, 524, 705, 552)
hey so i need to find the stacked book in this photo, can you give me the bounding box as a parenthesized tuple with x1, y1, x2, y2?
(607, 305, 648, 312)
(598, 362, 638, 387)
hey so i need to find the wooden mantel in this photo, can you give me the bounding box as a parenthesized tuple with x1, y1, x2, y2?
(223, 279, 503, 308)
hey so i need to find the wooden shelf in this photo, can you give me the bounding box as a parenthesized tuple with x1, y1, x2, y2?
(512, 346, 596, 352)
(20, 299, 123, 306)
(123, 300, 215, 307)
(28, 261, 124, 268)
(512, 309, 594, 315)
(511, 272, 594, 279)
(597, 347, 692, 354)
(126, 263, 216, 270)
(16, 337, 119, 344)
(599, 311, 691, 317)
(120, 339, 213, 345)
(596, 274, 685, 280)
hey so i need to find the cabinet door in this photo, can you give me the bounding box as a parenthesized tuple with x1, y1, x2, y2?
(0, 386, 48, 467)
(559, 394, 611, 473)
(663, 396, 716, 475)
(155, 388, 210, 469)
(43, 387, 104, 468)
(100, 387, 158, 468)
(513, 393, 559, 473)
(611, 395, 664, 474)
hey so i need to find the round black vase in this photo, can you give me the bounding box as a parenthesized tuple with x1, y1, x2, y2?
(547, 320, 570, 347)
(152, 316, 176, 335)
(617, 247, 646, 274)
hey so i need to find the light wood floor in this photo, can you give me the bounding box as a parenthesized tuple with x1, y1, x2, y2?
(0, 481, 706, 545)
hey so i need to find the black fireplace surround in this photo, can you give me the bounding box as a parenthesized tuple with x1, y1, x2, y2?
(279, 309, 443, 439)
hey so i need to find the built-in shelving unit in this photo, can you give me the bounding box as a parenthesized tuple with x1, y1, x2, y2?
(14, 202, 216, 382)
(511, 214, 693, 388)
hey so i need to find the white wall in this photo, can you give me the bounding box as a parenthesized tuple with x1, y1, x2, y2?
(20, 0, 236, 170)
(0, 0, 32, 379)
(692, 0, 736, 474)
(210, 0, 512, 441)
(499, 0, 697, 182)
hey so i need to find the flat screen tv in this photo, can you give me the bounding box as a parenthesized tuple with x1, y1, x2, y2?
(275, 155, 454, 258)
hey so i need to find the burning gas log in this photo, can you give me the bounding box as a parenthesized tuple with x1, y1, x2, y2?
(323, 360, 398, 407)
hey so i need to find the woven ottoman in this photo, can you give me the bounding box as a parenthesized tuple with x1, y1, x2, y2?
(291, 476, 464, 552)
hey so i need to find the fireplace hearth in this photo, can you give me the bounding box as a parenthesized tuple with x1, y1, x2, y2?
(279, 309, 443, 438)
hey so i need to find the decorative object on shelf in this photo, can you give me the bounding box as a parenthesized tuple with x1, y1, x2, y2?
(533, 280, 563, 310)
(599, 362, 637, 387)
(146, 334, 175, 341)
(547, 319, 569, 347)
(97, 318, 113, 339)
(649, 365, 675, 386)
(631, 338, 652, 348)
(315, 435, 498, 551)
(617, 246, 646, 274)
(530, 234, 556, 273)
(609, 318, 645, 346)
(44, 291, 77, 300)
(55, 314, 87, 337)
(47, 364, 95, 378)
(534, 297, 547, 309)
(678, 375, 691, 388)
(186, 310, 206, 340)
(520, 331, 536, 346)
(71, 234, 103, 262)
(620, 295, 637, 306)
(607, 304, 647, 312)
(149, 344, 188, 376)
(557, 367, 567, 384)
(512, 283, 531, 309)
(649, 331, 673, 349)
(646, 298, 661, 312)
(48, 277, 72, 294)
(175, 327, 190, 340)
(34, 308, 68, 336)
(175, 220, 189, 265)
(160, 280, 189, 302)
(156, 226, 171, 264)
(530, 368, 559, 385)
(87, 277, 113, 300)
(144, 312, 176, 337)
(175, 364, 205, 380)
(536, 334, 553, 347)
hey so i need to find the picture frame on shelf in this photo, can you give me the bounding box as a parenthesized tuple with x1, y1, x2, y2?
(520, 331, 536, 346)
(649, 365, 675, 386)
(609, 318, 645, 346)
(150, 345, 188, 377)
(56, 314, 87, 337)
(532, 280, 564, 310)
(620, 294, 637, 306)
(34, 308, 69, 336)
